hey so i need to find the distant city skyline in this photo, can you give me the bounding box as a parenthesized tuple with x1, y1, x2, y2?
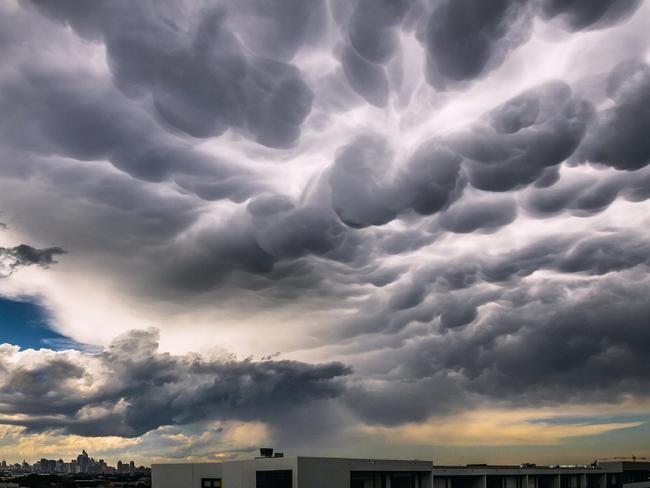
(0, 450, 147, 473)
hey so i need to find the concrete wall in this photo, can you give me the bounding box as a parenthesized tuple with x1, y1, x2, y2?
(623, 482, 650, 488)
(297, 458, 349, 488)
(152, 463, 223, 488)
(222, 457, 298, 488)
(152, 459, 298, 488)
(298, 457, 433, 488)
(194, 463, 225, 488)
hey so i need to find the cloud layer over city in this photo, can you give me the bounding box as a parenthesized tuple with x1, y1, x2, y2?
(0, 0, 649, 464)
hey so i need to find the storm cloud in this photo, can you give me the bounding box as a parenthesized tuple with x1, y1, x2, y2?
(22, 0, 315, 148)
(346, 275, 650, 425)
(576, 59, 650, 171)
(329, 135, 465, 228)
(452, 81, 593, 191)
(0, 0, 649, 459)
(421, 0, 533, 90)
(538, 0, 643, 31)
(0, 329, 350, 437)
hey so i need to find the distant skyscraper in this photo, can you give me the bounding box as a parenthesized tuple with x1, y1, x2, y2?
(77, 450, 89, 473)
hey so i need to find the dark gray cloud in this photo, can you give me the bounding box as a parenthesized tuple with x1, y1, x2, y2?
(538, 0, 642, 31)
(419, 0, 642, 92)
(0, 64, 264, 203)
(338, 0, 413, 106)
(346, 374, 472, 426)
(229, 0, 328, 62)
(418, 277, 650, 400)
(452, 81, 593, 191)
(23, 0, 314, 148)
(20, 0, 104, 39)
(396, 142, 467, 214)
(20, 0, 105, 39)
(523, 166, 650, 217)
(438, 194, 517, 234)
(421, 0, 533, 90)
(455, 232, 650, 283)
(341, 45, 391, 108)
(576, 60, 650, 171)
(329, 134, 398, 227)
(327, 80, 593, 231)
(329, 135, 465, 228)
(0, 244, 66, 278)
(0, 329, 350, 437)
(0, 152, 205, 271)
(154, 191, 371, 295)
(333, 230, 650, 341)
(344, 272, 650, 425)
(347, 0, 413, 65)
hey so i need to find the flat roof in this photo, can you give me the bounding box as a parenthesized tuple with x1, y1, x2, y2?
(152, 457, 650, 475)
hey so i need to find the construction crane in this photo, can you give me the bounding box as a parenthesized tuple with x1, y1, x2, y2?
(593, 456, 648, 465)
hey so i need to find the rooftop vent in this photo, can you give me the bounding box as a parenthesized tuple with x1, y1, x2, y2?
(259, 448, 274, 458)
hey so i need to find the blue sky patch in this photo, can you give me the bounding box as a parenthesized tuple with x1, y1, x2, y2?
(0, 297, 91, 351)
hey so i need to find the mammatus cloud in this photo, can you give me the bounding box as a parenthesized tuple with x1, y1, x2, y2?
(453, 81, 593, 191)
(421, 0, 534, 90)
(576, 59, 650, 171)
(0, 0, 649, 462)
(338, 0, 413, 106)
(523, 165, 650, 216)
(329, 135, 465, 227)
(22, 0, 315, 148)
(0, 65, 265, 203)
(344, 271, 650, 426)
(538, 0, 643, 31)
(419, 0, 643, 91)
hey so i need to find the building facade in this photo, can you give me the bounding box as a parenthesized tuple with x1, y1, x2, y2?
(152, 457, 650, 488)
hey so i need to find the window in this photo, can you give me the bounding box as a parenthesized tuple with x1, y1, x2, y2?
(256, 470, 292, 488)
(202, 478, 222, 488)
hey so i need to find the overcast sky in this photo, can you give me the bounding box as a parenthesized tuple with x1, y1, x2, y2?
(1, 0, 650, 466)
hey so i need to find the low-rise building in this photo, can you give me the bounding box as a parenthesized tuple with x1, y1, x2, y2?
(152, 453, 650, 488)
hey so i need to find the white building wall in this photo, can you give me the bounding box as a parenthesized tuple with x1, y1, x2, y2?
(152, 463, 209, 488)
